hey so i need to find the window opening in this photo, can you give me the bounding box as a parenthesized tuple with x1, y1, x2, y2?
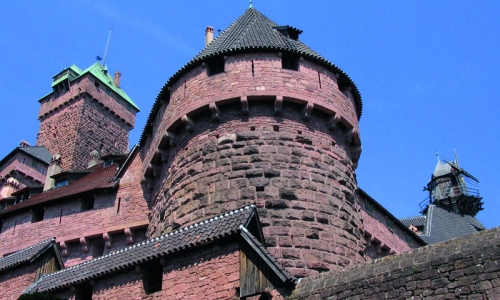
(116, 197, 121, 214)
(365, 201, 373, 216)
(59, 209, 63, 224)
(75, 282, 93, 300)
(386, 217, 394, 232)
(143, 262, 163, 294)
(206, 56, 225, 76)
(103, 159, 114, 167)
(31, 160, 38, 167)
(55, 178, 68, 188)
(12, 220, 17, 235)
(32, 208, 44, 223)
(282, 52, 299, 71)
(273, 125, 279, 132)
(81, 196, 95, 211)
(251, 60, 255, 77)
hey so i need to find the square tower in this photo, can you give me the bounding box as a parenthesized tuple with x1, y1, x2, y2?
(36, 63, 139, 171)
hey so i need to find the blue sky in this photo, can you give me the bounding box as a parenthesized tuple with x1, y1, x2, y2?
(1, 1, 499, 228)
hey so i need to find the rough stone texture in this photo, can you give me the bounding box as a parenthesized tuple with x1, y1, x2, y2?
(144, 53, 364, 276)
(36, 75, 136, 171)
(51, 240, 240, 300)
(0, 154, 149, 267)
(0, 264, 36, 300)
(359, 192, 423, 260)
(289, 226, 500, 299)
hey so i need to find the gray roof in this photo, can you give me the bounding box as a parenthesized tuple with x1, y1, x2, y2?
(433, 161, 452, 177)
(0, 146, 51, 169)
(25, 205, 294, 293)
(140, 7, 362, 146)
(411, 205, 486, 244)
(0, 238, 57, 272)
(399, 215, 426, 228)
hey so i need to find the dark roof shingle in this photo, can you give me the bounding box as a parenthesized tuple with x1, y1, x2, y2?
(0, 238, 56, 272)
(26, 206, 257, 293)
(140, 7, 362, 146)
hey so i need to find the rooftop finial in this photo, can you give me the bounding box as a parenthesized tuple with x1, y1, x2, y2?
(434, 145, 440, 162)
(249, 0, 253, 8)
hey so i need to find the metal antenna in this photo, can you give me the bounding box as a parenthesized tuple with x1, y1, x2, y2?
(249, 0, 253, 8)
(454, 149, 460, 167)
(102, 29, 113, 67)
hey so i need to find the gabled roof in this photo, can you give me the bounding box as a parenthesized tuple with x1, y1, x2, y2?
(0, 238, 62, 272)
(24, 205, 294, 293)
(410, 204, 486, 244)
(140, 7, 362, 145)
(0, 162, 119, 216)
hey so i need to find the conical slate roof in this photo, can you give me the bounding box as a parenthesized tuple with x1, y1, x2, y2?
(141, 8, 362, 145)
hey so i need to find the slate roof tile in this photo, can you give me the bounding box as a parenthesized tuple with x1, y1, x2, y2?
(411, 205, 486, 244)
(0, 238, 56, 272)
(26, 206, 257, 293)
(140, 7, 362, 146)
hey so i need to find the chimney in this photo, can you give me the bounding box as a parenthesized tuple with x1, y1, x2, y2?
(113, 71, 121, 88)
(205, 26, 214, 47)
(19, 140, 30, 147)
(87, 149, 101, 168)
(43, 154, 63, 191)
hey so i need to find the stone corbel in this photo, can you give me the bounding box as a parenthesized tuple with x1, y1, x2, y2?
(181, 114, 195, 133)
(274, 96, 283, 115)
(327, 113, 341, 131)
(156, 149, 169, 163)
(165, 131, 177, 147)
(209, 103, 221, 122)
(376, 242, 385, 255)
(80, 237, 89, 253)
(343, 127, 355, 144)
(302, 102, 314, 121)
(240, 96, 249, 116)
(149, 163, 162, 178)
(59, 241, 69, 257)
(124, 228, 134, 245)
(103, 232, 112, 249)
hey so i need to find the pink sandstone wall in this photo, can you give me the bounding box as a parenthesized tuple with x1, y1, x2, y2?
(0, 154, 149, 266)
(142, 52, 364, 277)
(36, 75, 135, 171)
(358, 194, 421, 259)
(0, 152, 47, 184)
(0, 264, 37, 300)
(52, 241, 240, 300)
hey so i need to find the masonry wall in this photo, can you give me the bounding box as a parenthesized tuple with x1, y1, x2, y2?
(0, 264, 37, 300)
(0, 155, 149, 266)
(290, 227, 500, 299)
(36, 75, 135, 171)
(358, 193, 423, 260)
(52, 240, 240, 300)
(143, 52, 364, 277)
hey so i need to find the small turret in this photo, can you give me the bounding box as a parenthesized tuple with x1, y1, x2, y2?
(420, 153, 483, 216)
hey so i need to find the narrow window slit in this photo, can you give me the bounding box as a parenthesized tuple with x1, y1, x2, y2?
(59, 209, 63, 224)
(273, 125, 279, 132)
(117, 198, 121, 214)
(251, 60, 255, 77)
(318, 71, 322, 88)
(250, 126, 256, 131)
(256, 186, 265, 192)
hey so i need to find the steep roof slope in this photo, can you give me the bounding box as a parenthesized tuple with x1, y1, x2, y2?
(141, 7, 362, 145)
(0, 238, 60, 272)
(24, 205, 295, 293)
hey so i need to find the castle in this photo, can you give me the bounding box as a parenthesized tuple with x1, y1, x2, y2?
(1, 7, 497, 300)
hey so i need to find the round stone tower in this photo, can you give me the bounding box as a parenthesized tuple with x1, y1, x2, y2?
(141, 8, 364, 277)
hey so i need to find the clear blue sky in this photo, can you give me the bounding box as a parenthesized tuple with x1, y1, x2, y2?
(1, 1, 498, 228)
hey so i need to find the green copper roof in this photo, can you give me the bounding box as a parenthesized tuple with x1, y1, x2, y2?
(44, 62, 139, 111)
(79, 62, 139, 110)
